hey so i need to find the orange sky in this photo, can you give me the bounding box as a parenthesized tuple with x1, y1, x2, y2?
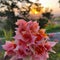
(40, 0, 60, 16)
(30, 0, 60, 16)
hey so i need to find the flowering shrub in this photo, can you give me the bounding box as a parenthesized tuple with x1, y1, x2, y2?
(2, 20, 57, 60)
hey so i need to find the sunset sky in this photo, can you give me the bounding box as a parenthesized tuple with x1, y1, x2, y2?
(0, 0, 60, 16)
(30, 0, 60, 16)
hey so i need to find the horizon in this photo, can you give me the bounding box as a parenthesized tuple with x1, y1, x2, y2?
(30, 0, 60, 16)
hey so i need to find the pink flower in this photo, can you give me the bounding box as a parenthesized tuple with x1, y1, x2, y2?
(15, 19, 27, 26)
(2, 41, 16, 51)
(2, 41, 16, 56)
(15, 19, 27, 32)
(26, 21, 40, 33)
(2, 20, 57, 60)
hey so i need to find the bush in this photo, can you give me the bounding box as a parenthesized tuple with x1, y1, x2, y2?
(38, 18, 48, 28)
(0, 30, 4, 37)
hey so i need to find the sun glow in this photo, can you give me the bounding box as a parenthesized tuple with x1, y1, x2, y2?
(29, 8, 43, 15)
(29, 4, 44, 20)
(29, 4, 44, 15)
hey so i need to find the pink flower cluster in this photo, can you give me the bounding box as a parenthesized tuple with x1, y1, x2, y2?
(2, 20, 57, 60)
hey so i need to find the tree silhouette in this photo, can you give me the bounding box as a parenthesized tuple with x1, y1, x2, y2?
(0, 0, 32, 32)
(0, 0, 52, 34)
(58, 0, 60, 8)
(42, 9, 53, 19)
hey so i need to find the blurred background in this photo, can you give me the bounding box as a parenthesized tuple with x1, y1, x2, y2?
(0, 0, 60, 60)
